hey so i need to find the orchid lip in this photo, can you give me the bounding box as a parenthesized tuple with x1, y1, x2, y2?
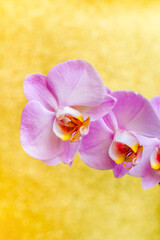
(109, 130, 143, 169)
(150, 146, 160, 172)
(118, 144, 143, 169)
(53, 106, 90, 142)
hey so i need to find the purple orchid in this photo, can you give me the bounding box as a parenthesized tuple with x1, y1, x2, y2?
(129, 96, 160, 189)
(20, 60, 116, 166)
(79, 91, 160, 180)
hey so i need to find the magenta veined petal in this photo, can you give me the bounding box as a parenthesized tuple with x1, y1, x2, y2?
(23, 73, 58, 111)
(47, 59, 106, 108)
(20, 101, 63, 160)
(111, 91, 160, 138)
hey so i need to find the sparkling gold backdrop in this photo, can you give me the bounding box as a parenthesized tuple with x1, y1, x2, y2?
(0, 0, 160, 239)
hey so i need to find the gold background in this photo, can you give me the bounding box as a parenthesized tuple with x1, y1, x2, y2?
(0, 0, 160, 239)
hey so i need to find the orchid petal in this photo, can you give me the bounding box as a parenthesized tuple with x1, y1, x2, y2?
(43, 157, 61, 166)
(141, 173, 160, 189)
(43, 141, 80, 165)
(113, 164, 129, 178)
(23, 74, 58, 111)
(151, 95, 160, 118)
(105, 86, 111, 94)
(61, 141, 80, 164)
(47, 59, 105, 108)
(20, 101, 63, 160)
(74, 94, 116, 121)
(111, 91, 160, 138)
(79, 119, 115, 170)
(103, 112, 118, 133)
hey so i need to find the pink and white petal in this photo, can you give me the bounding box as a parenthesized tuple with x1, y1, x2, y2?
(141, 173, 160, 189)
(79, 119, 115, 170)
(113, 164, 129, 178)
(24, 73, 58, 111)
(80, 119, 113, 151)
(111, 91, 160, 138)
(47, 59, 105, 108)
(103, 112, 118, 133)
(20, 101, 63, 160)
(60, 141, 80, 164)
(151, 95, 160, 118)
(42, 157, 62, 166)
(74, 94, 116, 121)
(129, 136, 159, 177)
(79, 140, 116, 170)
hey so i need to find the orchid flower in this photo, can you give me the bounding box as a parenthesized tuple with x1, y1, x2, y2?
(20, 60, 116, 166)
(79, 91, 160, 179)
(129, 96, 160, 189)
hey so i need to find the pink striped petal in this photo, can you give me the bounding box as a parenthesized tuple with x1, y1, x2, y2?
(103, 112, 118, 132)
(43, 157, 62, 166)
(24, 73, 58, 111)
(151, 95, 160, 118)
(74, 93, 116, 121)
(113, 164, 129, 178)
(60, 141, 80, 164)
(111, 91, 160, 138)
(141, 173, 160, 189)
(20, 101, 63, 160)
(79, 119, 115, 170)
(47, 59, 105, 108)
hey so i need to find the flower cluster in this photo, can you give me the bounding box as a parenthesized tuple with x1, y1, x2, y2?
(20, 60, 160, 189)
